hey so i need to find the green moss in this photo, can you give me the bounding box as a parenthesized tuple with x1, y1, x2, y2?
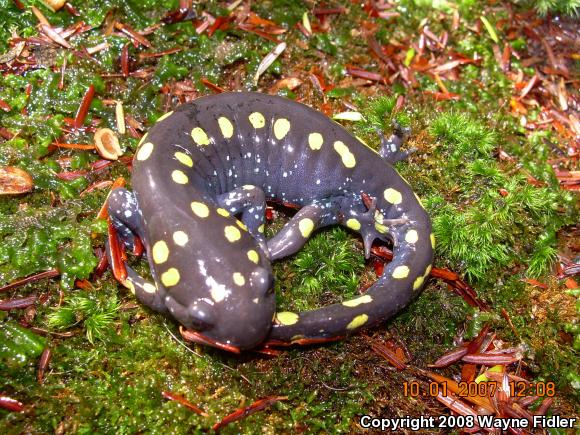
(276, 227, 365, 312)
(430, 112, 496, 157)
(514, 0, 580, 16)
(0, 205, 100, 289)
(47, 290, 121, 344)
(0, 320, 46, 370)
(526, 308, 579, 400)
(0, 0, 37, 52)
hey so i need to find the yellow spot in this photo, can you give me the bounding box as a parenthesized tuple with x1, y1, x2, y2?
(375, 223, 388, 234)
(143, 282, 157, 294)
(430, 233, 436, 249)
(161, 268, 180, 287)
(298, 218, 314, 238)
(173, 231, 189, 246)
(346, 314, 368, 330)
(174, 151, 193, 167)
(123, 279, 135, 294)
(242, 185, 255, 190)
(258, 224, 265, 233)
(172, 170, 188, 184)
(137, 132, 148, 147)
(374, 211, 384, 224)
(383, 188, 402, 205)
(247, 250, 259, 264)
(156, 111, 173, 122)
(333, 141, 356, 168)
(342, 294, 373, 307)
(152, 241, 169, 264)
(248, 112, 265, 129)
(413, 276, 424, 291)
(191, 127, 210, 146)
(218, 116, 234, 139)
(190, 201, 209, 218)
(275, 312, 299, 326)
(233, 272, 245, 286)
(224, 225, 241, 242)
(392, 265, 410, 279)
(424, 265, 432, 277)
(346, 218, 361, 231)
(136, 142, 154, 161)
(217, 208, 230, 217)
(405, 230, 418, 244)
(308, 132, 323, 150)
(273, 118, 291, 140)
(236, 220, 248, 231)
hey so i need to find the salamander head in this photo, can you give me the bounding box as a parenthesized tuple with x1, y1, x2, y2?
(147, 215, 275, 351)
(167, 262, 275, 351)
(174, 263, 275, 352)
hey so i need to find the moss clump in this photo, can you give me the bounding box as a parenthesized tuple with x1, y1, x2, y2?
(514, 0, 580, 16)
(356, 96, 410, 137)
(424, 112, 571, 282)
(430, 112, 496, 158)
(276, 227, 365, 312)
(47, 290, 121, 343)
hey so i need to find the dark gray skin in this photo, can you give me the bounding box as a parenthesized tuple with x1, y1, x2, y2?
(107, 92, 433, 350)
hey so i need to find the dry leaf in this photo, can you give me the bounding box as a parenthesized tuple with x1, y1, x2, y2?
(0, 166, 34, 195)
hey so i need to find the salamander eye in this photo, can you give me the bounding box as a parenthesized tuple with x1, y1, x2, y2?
(187, 300, 216, 331)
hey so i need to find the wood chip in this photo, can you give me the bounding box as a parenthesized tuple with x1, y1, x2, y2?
(115, 101, 126, 135)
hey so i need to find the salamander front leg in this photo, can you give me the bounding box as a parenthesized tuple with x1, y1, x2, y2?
(268, 201, 340, 260)
(379, 120, 416, 164)
(216, 185, 268, 252)
(106, 188, 167, 313)
(107, 188, 144, 254)
(122, 264, 168, 314)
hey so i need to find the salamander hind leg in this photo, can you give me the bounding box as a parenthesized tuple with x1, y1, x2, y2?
(379, 120, 417, 164)
(341, 194, 407, 259)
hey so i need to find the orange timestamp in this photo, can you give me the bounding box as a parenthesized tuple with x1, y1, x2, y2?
(403, 381, 556, 398)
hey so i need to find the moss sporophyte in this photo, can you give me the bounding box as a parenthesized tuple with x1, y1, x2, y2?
(1, 0, 578, 432)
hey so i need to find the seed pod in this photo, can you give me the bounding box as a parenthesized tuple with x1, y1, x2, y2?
(94, 128, 123, 160)
(0, 166, 34, 195)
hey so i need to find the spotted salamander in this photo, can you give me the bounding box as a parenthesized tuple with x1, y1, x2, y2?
(107, 92, 433, 351)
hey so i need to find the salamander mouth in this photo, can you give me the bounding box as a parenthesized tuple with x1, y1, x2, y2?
(179, 326, 241, 354)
